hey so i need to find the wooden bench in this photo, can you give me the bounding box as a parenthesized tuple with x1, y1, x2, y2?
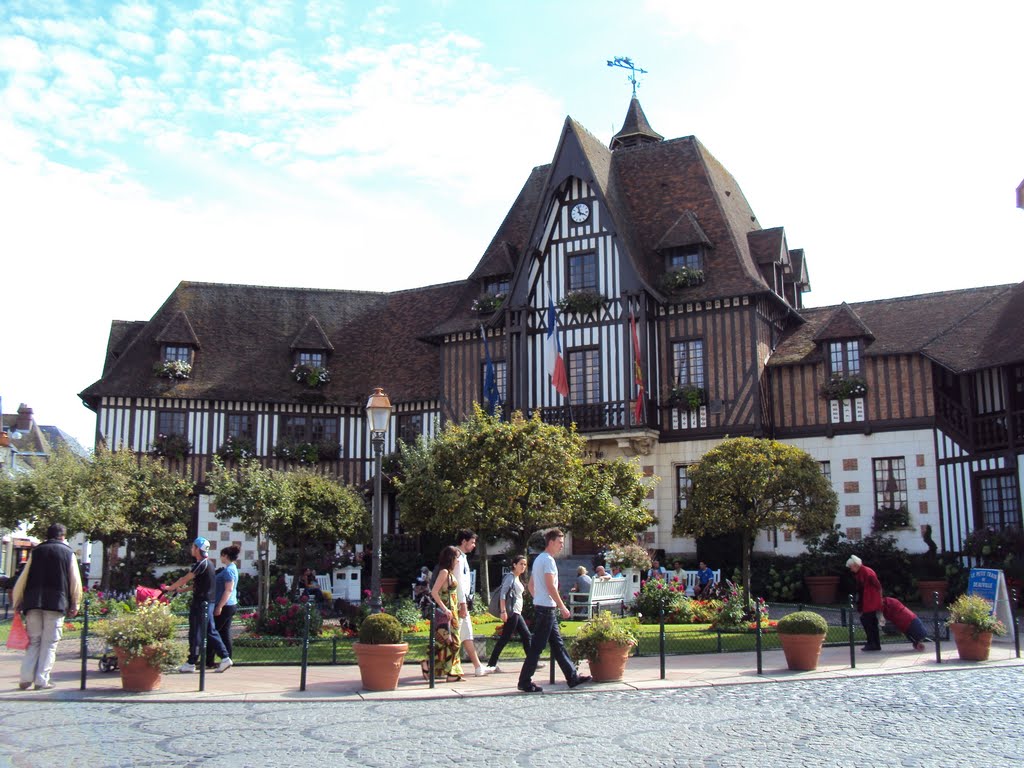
(568, 578, 629, 619)
(677, 569, 721, 597)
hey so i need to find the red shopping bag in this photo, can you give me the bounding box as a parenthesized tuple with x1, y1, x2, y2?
(6, 613, 29, 651)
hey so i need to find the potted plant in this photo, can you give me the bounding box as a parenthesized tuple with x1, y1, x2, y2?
(153, 360, 192, 379)
(801, 528, 844, 604)
(820, 374, 868, 401)
(471, 292, 505, 314)
(946, 593, 1007, 661)
(776, 610, 828, 671)
(605, 542, 652, 602)
(668, 384, 706, 411)
(659, 266, 705, 294)
(353, 612, 408, 691)
(568, 611, 638, 682)
(94, 599, 187, 691)
(150, 433, 192, 460)
(557, 289, 605, 315)
(290, 363, 330, 387)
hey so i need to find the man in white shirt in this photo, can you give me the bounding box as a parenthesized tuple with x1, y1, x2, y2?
(455, 530, 493, 677)
(517, 529, 591, 693)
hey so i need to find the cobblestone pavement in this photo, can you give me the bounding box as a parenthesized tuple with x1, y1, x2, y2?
(0, 667, 1021, 768)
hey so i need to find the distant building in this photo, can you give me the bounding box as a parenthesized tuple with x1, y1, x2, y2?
(79, 98, 1023, 564)
(0, 401, 91, 578)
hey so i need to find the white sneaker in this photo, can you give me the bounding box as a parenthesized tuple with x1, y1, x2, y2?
(216, 658, 233, 673)
(178, 663, 196, 673)
(475, 666, 494, 677)
(485, 665, 501, 674)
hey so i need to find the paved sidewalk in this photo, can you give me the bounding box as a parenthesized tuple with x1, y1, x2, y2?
(2, 641, 1021, 703)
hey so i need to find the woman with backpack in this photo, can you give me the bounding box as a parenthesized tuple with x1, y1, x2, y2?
(484, 554, 532, 674)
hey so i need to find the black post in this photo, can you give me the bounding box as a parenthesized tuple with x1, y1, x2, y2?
(1013, 589, 1020, 659)
(716, 624, 722, 654)
(428, 598, 436, 689)
(332, 636, 338, 665)
(755, 598, 763, 675)
(79, 593, 89, 692)
(933, 590, 942, 664)
(848, 594, 856, 669)
(300, 601, 311, 691)
(659, 609, 666, 680)
(199, 600, 208, 692)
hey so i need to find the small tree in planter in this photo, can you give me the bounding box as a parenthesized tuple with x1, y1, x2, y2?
(353, 612, 408, 690)
(776, 610, 828, 671)
(568, 611, 638, 682)
(946, 594, 1007, 661)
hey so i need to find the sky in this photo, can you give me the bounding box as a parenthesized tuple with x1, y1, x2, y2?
(1, 0, 1021, 450)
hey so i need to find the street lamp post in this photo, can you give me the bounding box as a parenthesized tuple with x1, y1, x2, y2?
(366, 387, 392, 615)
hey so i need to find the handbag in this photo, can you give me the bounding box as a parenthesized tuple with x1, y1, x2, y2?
(7, 613, 29, 651)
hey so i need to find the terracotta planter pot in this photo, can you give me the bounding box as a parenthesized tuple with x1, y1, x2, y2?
(0, 432, 9, 447)
(916, 579, 948, 607)
(380, 578, 399, 595)
(353, 642, 409, 691)
(114, 648, 164, 692)
(779, 633, 826, 671)
(804, 576, 840, 605)
(949, 623, 993, 661)
(587, 641, 633, 682)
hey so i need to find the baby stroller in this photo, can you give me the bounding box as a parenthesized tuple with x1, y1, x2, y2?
(97, 586, 170, 673)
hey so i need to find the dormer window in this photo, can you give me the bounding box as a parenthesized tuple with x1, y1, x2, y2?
(484, 277, 510, 296)
(829, 341, 861, 377)
(297, 351, 325, 368)
(667, 248, 702, 271)
(163, 345, 192, 363)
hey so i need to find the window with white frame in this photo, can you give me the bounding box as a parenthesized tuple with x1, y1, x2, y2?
(157, 411, 186, 436)
(672, 340, 705, 388)
(829, 341, 861, 376)
(977, 473, 1021, 530)
(567, 252, 598, 292)
(297, 351, 325, 368)
(568, 348, 600, 405)
(163, 345, 191, 363)
(676, 465, 693, 516)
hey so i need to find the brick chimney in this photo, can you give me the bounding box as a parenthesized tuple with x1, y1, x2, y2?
(15, 404, 33, 432)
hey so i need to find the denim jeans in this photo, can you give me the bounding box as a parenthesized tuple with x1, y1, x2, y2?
(488, 613, 531, 668)
(518, 606, 577, 687)
(206, 604, 237, 665)
(188, 602, 228, 664)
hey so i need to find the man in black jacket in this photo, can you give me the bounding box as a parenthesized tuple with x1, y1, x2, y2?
(12, 523, 83, 690)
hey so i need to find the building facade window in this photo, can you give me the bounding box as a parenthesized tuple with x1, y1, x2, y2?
(977, 473, 1021, 530)
(297, 351, 325, 368)
(279, 415, 338, 444)
(157, 411, 186, 436)
(672, 340, 705, 388)
(484, 277, 510, 296)
(872, 457, 908, 531)
(829, 340, 861, 376)
(819, 461, 832, 483)
(567, 252, 597, 292)
(227, 414, 256, 439)
(568, 348, 600, 405)
(397, 413, 424, 446)
(676, 465, 692, 516)
(163, 345, 191, 363)
(480, 360, 507, 405)
(667, 248, 702, 271)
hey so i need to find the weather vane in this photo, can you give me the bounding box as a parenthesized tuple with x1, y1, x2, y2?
(606, 56, 648, 97)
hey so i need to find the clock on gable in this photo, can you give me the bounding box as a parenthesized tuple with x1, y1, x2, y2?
(570, 202, 590, 223)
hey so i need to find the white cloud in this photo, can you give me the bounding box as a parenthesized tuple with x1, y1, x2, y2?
(111, 3, 158, 32)
(0, 35, 45, 71)
(50, 47, 118, 98)
(114, 29, 155, 54)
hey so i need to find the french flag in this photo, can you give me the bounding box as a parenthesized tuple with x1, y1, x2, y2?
(546, 296, 569, 397)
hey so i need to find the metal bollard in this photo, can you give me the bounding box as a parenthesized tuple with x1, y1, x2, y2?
(716, 624, 722, 654)
(755, 599, 763, 675)
(933, 591, 942, 664)
(1013, 589, 1020, 659)
(428, 599, 436, 689)
(80, 596, 90, 690)
(848, 594, 856, 669)
(659, 609, 666, 680)
(299, 601, 311, 691)
(199, 600, 208, 692)
(332, 635, 338, 665)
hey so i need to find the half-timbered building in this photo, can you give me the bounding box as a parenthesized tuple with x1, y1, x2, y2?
(79, 98, 1023, 568)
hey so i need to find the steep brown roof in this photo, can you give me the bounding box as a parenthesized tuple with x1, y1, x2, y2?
(747, 228, 787, 266)
(768, 285, 1018, 368)
(610, 97, 664, 150)
(155, 310, 201, 347)
(469, 166, 548, 282)
(80, 280, 464, 406)
(654, 211, 712, 250)
(812, 303, 875, 342)
(290, 316, 334, 351)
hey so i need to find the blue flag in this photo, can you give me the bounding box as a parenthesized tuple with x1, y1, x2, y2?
(481, 325, 502, 416)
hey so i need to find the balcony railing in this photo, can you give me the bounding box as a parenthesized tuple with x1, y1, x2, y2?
(935, 389, 1022, 452)
(538, 400, 638, 432)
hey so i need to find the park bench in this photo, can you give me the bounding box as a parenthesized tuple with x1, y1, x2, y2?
(679, 569, 722, 597)
(568, 578, 629, 619)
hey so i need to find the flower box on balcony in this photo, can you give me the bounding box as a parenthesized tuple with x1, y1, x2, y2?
(557, 290, 605, 315)
(820, 374, 867, 401)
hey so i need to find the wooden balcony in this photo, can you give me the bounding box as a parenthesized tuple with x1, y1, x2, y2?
(935, 389, 1021, 452)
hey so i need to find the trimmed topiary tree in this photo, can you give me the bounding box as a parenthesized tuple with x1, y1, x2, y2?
(358, 612, 404, 644)
(777, 610, 828, 635)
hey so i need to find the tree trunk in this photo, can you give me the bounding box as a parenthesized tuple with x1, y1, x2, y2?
(479, 539, 490, 598)
(257, 534, 269, 613)
(102, 539, 117, 592)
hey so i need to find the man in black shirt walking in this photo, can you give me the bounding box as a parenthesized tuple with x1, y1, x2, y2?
(12, 523, 82, 690)
(166, 537, 232, 673)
